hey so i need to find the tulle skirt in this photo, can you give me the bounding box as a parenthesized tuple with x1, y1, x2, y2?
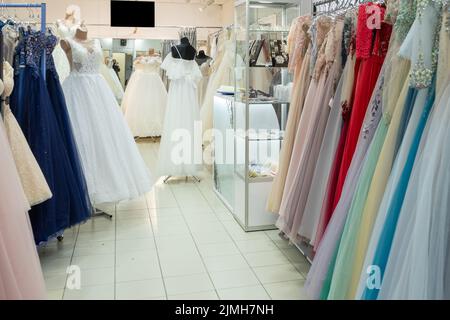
(360, 82, 436, 300)
(63, 72, 154, 204)
(377, 82, 450, 299)
(10, 67, 91, 245)
(123, 70, 167, 137)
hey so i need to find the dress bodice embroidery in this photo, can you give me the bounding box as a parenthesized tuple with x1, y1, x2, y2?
(2, 62, 14, 99)
(399, 1, 440, 89)
(69, 39, 103, 74)
(309, 15, 332, 74)
(45, 34, 59, 74)
(134, 56, 162, 73)
(288, 15, 312, 73)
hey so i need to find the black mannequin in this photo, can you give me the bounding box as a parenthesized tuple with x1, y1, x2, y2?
(171, 37, 196, 61)
(195, 50, 211, 66)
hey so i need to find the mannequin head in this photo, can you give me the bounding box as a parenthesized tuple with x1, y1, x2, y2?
(65, 5, 81, 24)
(180, 37, 190, 45)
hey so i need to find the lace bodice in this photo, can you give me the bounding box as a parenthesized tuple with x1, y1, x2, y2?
(309, 15, 332, 74)
(2, 62, 14, 98)
(288, 15, 312, 73)
(134, 56, 162, 73)
(68, 39, 103, 74)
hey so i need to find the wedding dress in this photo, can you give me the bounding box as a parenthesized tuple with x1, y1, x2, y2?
(100, 60, 124, 102)
(158, 50, 203, 177)
(122, 56, 167, 137)
(62, 38, 153, 204)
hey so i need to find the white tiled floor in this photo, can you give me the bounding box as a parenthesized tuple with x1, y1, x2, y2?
(39, 142, 310, 300)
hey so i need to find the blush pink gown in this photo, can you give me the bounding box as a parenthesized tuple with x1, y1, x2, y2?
(0, 117, 46, 300)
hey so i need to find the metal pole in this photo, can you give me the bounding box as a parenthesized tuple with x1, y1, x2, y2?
(41, 2, 46, 81)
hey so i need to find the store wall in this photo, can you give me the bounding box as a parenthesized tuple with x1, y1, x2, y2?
(222, 0, 234, 26)
(2, 0, 225, 40)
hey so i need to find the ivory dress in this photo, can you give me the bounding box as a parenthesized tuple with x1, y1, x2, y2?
(100, 60, 124, 102)
(123, 56, 168, 137)
(2, 62, 52, 207)
(52, 21, 77, 83)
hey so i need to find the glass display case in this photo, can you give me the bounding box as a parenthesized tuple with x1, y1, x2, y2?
(214, 0, 300, 231)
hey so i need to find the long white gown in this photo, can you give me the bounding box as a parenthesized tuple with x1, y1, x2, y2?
(62, 38, 153, 204)
(100, 60, 124, 102)
(122, 56, 168, 137)
(157, 53, 203, 177)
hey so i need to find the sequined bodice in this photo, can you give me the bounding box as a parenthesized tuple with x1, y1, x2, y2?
(134, 56, 161, 73)
(69, 39, 103, 74)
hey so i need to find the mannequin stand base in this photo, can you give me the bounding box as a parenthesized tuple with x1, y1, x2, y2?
(92, 208, 113, 220)
(163, 176, 201, 184)
(56, 208, 113, 243)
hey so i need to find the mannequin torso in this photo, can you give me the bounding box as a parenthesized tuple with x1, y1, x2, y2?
(171, 37, 196, 61)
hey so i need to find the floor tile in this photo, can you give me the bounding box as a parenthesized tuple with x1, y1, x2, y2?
(164, 274, 214, 296)
(79, 219, 115, 233)
(44, 273, 67, 290)
(253, 264, 304, 284)
(217, 285, 271, 300)
(76, 230, 115, 243)
(169, 291, 219, 300)
(116, 249, 158, 267)
(235, 239, 279, 254)
(116, 238, 156, 253)
(80, 267, 115, 287)
(244, 250, 291, 268)
(264, 280, 309, 300)
(116, 279, 166, 300)
(73, 240, 115, 257)
(203, 255, 249, 272)
(115, 261, 162, 283)
(191, 231, 233, 245)
(209, 269, 260, 290)
(41, 257, 72, 276)
(197, 242, 240, 258)
(47, 289, 64, 300)
(281, 248, 310, 264)
(159, 256, 206, 278)
(71, 254, 115, 270)
(63, 284, 115, 300)
(115, 209, 150, 220)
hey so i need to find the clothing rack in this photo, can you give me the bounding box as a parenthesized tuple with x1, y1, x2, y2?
(312, 0, 372, 15)
(0, 3, 46, 83)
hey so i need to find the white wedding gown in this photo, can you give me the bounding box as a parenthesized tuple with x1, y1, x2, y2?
(122, 56, 168, 137)
(62, 38, 153, 204)
(157, 52, 203, 177)
(100, 61, 124, 102)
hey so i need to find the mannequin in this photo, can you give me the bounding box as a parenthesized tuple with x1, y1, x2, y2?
(60, 25, 90, 68)
(56, 5, 83, 32)
(195, 50, 211, 66)
(171, 37, 196, 61)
